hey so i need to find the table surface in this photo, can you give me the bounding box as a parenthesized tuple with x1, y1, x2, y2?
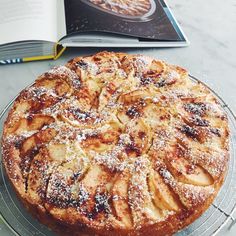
(0, 0, 235, 235)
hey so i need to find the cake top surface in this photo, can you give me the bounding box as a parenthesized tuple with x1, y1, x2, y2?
(2, 51, 229, 234)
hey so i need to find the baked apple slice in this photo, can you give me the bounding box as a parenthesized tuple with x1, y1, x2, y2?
(167, 156, 213, 186)
(148, 170, 181, 211)
(112, 172, 132, 228)
(7, 114, 55, 135)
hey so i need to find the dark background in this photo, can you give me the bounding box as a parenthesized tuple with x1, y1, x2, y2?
(64, 0, 181, 41)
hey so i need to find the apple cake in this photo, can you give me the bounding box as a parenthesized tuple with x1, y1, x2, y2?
(1, 51, 229, 236)
(87, 0, 152, 17)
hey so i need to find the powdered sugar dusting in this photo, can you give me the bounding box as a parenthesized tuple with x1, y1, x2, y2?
(1, 52, 229, 234)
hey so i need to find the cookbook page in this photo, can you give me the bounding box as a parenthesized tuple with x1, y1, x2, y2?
(0, 0, 58, 45)
(57, 0, 67, 41)
(64, 0, 182, 41)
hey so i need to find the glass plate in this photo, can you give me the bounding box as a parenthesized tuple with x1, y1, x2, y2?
(0, 76, 236, 236)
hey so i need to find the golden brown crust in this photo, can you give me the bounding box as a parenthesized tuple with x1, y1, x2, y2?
(1, 51, 230, 236)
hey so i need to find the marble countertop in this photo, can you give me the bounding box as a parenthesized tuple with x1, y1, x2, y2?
(0, 0, 235, 235)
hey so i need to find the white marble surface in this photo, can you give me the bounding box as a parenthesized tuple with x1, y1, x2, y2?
(0, 0, 236, 235)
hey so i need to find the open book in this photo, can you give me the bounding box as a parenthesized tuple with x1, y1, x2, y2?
(0, 0, 188, 64)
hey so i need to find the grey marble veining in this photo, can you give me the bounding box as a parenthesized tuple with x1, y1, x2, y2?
(0, 0, 236, 235)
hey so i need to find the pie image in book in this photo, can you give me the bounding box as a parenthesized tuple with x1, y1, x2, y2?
(84, 0, 155, 18)
(2, 52, 229, 236)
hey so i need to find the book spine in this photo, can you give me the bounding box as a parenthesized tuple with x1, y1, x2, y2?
(0, 55, 54, 65)
(0, 58, 23, 65)
(0, 45, 66, 65)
